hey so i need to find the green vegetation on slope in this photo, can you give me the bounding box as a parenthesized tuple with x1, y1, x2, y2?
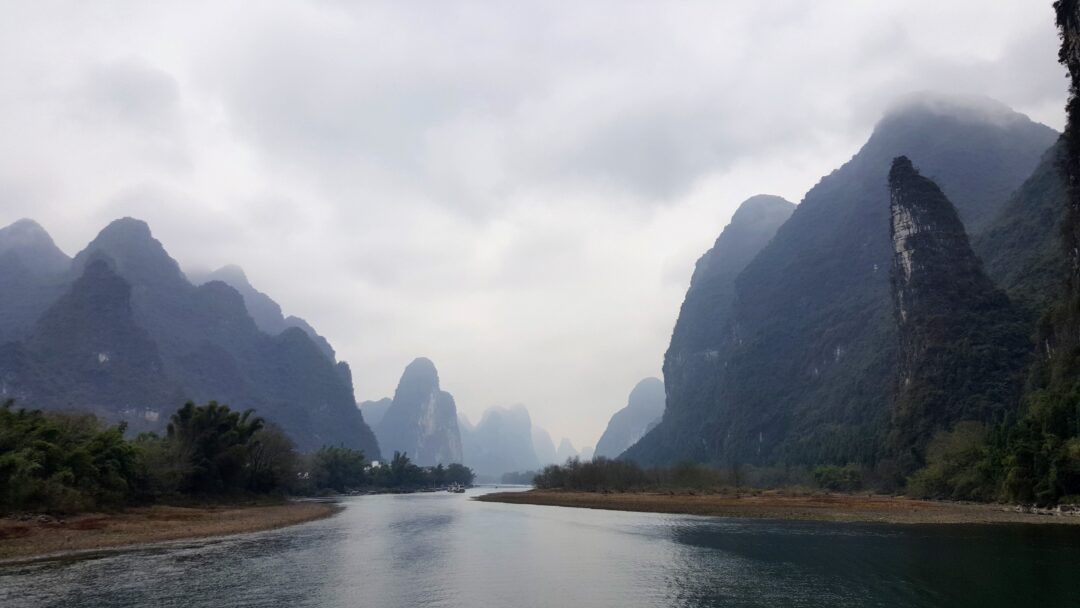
(887, 157, 1030, 475)
(628, 97, 1057, 471)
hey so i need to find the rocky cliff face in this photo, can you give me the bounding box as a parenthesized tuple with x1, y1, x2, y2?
(595, 377, 665, 459)
(888, 157, 1030, 469)
(625, 196, 793, 464)
(375, 358, 463, 466)
(627, 95, 1057, 468)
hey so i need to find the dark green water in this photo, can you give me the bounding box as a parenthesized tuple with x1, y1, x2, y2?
(2, 489, 1078, 607)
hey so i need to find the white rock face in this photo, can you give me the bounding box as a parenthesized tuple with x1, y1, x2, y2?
(375, 357, 464, 466)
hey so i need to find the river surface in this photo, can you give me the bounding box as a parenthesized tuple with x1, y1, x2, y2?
(2, 488, 1079, 608)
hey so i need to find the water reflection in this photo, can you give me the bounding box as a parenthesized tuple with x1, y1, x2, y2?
(2, 490, 1078, 608)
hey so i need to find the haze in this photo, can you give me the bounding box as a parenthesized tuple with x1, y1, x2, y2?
(0, 1, 1065, 447)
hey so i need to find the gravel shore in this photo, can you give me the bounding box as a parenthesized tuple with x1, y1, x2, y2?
(0, 501, 341, 562)
(477, 490, 1080, 525)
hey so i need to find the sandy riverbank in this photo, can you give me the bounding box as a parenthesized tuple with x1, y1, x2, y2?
(0, 501, 341, 562)
(477, 490, 1080, 525)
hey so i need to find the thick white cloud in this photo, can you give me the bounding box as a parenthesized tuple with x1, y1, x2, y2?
(0, 0, 1066, 448)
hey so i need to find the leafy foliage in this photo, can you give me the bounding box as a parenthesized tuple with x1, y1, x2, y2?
(906, 422, 994, 500)
(0, 401, 139, 513)
(309, 445, 367, 492)
(812, 465, 863, 492)
(365, 451, 475, 489)
(165, 401, 265, 494)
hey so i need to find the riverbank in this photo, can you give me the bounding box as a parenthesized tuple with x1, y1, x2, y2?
(477, 490, 1080, 525)
(0, 501, 341, 562)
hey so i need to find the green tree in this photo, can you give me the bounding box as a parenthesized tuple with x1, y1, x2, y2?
(310, 445, 366, 492)
(166, 401, 264, 494)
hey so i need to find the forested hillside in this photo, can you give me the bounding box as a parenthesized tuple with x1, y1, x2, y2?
(627, 95, 1058, 471)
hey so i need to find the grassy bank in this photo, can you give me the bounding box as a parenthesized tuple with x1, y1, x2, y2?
(477, 490, 1080, 525)
(0, 501, 341, 562)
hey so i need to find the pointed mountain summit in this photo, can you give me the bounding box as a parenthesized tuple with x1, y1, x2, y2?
(887, 157, 1029, 470)
(191, 264, 337, 361)
(595, 377, 665, 459)
(73, 217, 188, 292)
(0, 219, 71, 275)
(375, 358, 463, 466)
(196, 264, 287, 330)
(0, 219, 72, 342)
(627, 94, 1057, 467)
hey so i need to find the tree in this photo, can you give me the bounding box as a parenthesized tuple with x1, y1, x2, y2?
(0, 401, 140, 513)
(446, 463, 475, 486)
(166, 401, 264, 494)
(310, 445, 366, 492)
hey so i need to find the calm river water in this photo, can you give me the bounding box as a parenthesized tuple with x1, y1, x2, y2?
(2, 488, 1078, 608)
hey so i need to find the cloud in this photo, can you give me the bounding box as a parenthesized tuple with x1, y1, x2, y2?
(0, 0, 1066, 448)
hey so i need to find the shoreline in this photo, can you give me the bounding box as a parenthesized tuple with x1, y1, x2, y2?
(476, 490, 1080, 525)
(0, 501, 342, 563)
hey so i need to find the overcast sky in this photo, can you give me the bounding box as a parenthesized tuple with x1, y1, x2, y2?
(0, 1, 1067, 449)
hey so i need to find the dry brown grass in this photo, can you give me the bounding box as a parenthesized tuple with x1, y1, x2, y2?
(477, 490, 1080, 525)
(0, 501, 340, 562)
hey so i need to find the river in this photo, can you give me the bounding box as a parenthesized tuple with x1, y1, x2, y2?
(2, 488, 1078, 608)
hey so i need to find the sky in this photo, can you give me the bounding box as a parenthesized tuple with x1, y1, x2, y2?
(0, 1, 1067, 449)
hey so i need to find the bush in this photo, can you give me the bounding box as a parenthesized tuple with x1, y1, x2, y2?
(0, 402, 140, 513)
(812, 464, 863, 492)
(907, 422, 993, 500)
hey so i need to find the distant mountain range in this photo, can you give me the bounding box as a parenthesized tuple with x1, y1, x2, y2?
(0, 218, 380, 456)
(624, 94, 1061, 473)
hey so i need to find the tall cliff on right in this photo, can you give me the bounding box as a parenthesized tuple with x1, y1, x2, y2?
(886, 156, 1029, 473)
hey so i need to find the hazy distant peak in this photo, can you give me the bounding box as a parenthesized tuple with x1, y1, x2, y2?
(730, 195, 796, 223)
(627, 377, 665, 408)
(0, 218, 70, 273)
(1, 218, 49, 240)
(555, 437, 578, 462)
(208, 264, 251, 287)
(96, 216, 155, 241)
(880, 92, 1041, 130)
(75, 218, 186, 290)
(400, 357, 438, 384)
